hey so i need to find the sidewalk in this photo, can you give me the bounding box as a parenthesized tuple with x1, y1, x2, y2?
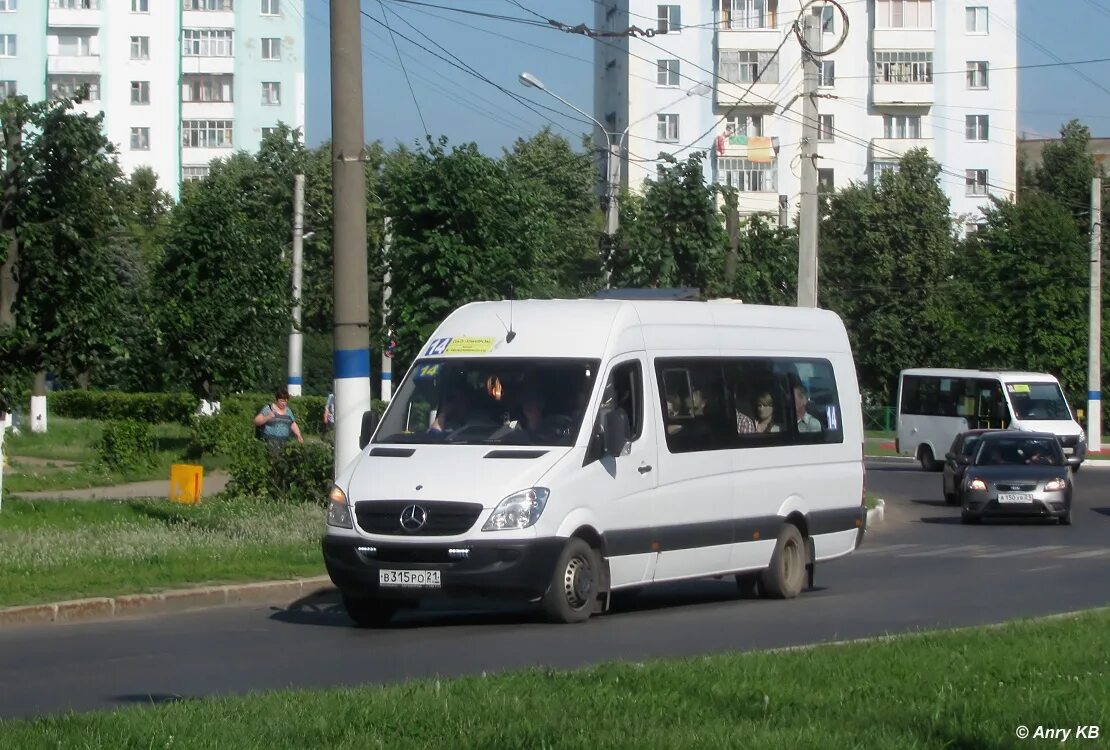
(9, 470, 231, 501)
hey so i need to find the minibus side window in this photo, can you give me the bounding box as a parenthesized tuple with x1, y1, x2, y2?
(598, 361, 644, 443)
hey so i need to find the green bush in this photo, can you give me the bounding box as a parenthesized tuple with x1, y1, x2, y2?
(51, 391, 198, 425)
(226, 437, 334, 504)
(95, 420, 157, 473)
(189, 411, 254, 458)
(221, 393, 328, 433)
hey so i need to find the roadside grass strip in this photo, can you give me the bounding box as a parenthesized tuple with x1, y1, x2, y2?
(1, 610, 1107, 748)
(0, 499, 323, 607)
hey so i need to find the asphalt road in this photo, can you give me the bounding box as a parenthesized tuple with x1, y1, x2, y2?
(1, 460, 1107, 720)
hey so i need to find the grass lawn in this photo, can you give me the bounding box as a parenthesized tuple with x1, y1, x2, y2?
(0, 610, 1106, 748)
(1, 418, 228, 493)
(0, 498, 324, 607)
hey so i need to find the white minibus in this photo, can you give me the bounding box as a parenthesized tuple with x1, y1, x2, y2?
(896, 368, 1086, 471)
(323, 297, 866, 626)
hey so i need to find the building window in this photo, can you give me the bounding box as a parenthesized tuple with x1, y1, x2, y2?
(261, 0, 279, 14)
(657, 5, 681, 33)
(0, 0, 16, 11)
(0, 81, 16, 99)
(965, 114, 988, 142)
(130, 36, 150, 60)
(49, 75, 99, 101)
(817, 114, 834, 142)
(719, 50, 780, 84)
(261, 127, 278, 138)
(871, 160, 899, 183)
(0, 35, 14, 57)
(966, 61, 988, 89)
(130, 127, 150, 151)
(183, 29, 234, 57)
(721, 0, 775, 30)
(182, 165, 210, 181)
(657, 59, 680, 86)
(130, 80, 150, 105)
(965, 221, 986, 236)
(883, 114, 921, 139)
(261, 81, 281, 105)
(819, 60, 835, 87)
(185, 0, 233, 9)
(818, 168, 835, 192)
(56, 34, 93, 57)
(131, 0, 148, 11)
(182, 119, 233, 148)
(874, 51, 933, 84)
(966, 7, 988, 33)
(965, 169, 988, 195)
(725, 114, 763, 136)
(657, 113, 679, 142)
(261, 37, 281, 60)
(876, 0, 932, 29)
(812, 3, 835, 33)
(50, 0, 100, 8)
(182, 74, 233, 102)
(718, 157, 776, 192)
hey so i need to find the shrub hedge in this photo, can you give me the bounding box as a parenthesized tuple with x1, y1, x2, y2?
(95, 420, 157, 473)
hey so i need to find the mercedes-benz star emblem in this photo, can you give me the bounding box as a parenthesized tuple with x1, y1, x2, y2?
(399, 504, 428, 532)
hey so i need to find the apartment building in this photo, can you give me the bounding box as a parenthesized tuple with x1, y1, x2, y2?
(593, 0, 1018, 229)
(0, 0, 305, 198)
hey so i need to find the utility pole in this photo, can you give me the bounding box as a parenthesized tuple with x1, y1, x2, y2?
(604, 140, 620, 285)
(331, 0, 372, 475)
(724, 190, 740, 285)
(796, 13, 820, 308)
(287, 173, 305, 397)
(1088, 177, 1102, 454)
(381, 217, 393, 402)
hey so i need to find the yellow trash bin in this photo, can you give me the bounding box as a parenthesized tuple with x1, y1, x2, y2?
(170, 464, 204, 505)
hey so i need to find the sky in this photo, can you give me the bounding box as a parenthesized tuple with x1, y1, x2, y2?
(300, 0, 1110, 154)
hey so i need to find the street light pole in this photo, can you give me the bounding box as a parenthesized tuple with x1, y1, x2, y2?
(288, 174, 305, 397)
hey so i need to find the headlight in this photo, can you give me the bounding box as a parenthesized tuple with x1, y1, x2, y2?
(1044, 478, 1067, 492)
(968, 478, 987, 491)
(326, 485, 353, 528)
(482, 488, 550, 531)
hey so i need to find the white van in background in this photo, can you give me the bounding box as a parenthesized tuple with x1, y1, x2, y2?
(323, 295, 866, 626)
(896, 368, 1086, 471)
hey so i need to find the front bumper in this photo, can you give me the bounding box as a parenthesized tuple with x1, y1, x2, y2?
(322, 534, 564, 601)
(963, 493, 1070, 520)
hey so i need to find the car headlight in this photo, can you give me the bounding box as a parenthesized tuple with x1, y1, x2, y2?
(968, 478, 987, 491)
(482, 488, 549, 531)
(326, 485, 353, 528)
(1044, 478, 1067, 492)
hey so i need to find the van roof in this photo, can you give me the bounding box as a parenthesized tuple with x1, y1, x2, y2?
(422, 299, 850, 360)
(899, 368, 1061, 382)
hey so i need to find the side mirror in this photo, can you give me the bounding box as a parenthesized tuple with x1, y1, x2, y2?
(1067, 456, 1082, 469)
(359, 409, 381, 450)
(602, 408, 631, 458)
(945, 452, 956, 461)
(955, 455, 971, 466)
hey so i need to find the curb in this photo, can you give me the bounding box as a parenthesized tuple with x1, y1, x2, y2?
(866, 498, 885, 527)
(0, 575, 336, 629)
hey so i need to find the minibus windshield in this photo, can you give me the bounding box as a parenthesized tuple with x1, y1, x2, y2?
(374, 358, 601, 446)
(1005, 382, 1072, 421)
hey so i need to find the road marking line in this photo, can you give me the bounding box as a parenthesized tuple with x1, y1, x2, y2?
(975, 545, 1068, 558)
(898, 545, 995, 557)
(854, 544, 920, 555)
(1058, 549, 1110, 559)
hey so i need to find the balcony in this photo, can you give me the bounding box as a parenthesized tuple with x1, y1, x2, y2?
(48, 7, 101, 28)
(870, 137, 931, 161)
(715, 26, 783, 51)
(715, 80, 779, 107)
(182, 101, 234, 120)
(181, 56, 235, 76)
(873, 27, 935, 52)
(47, 55, 100, 75)
(872, 81, 934, 107)
(182, 10, 235, 29)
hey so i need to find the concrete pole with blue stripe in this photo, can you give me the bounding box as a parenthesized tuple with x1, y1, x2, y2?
(381, 217, 392, 401)
(1088, 177, 1102, 453)
(287, 173, 305, 397)
(330, 0, 373, 475)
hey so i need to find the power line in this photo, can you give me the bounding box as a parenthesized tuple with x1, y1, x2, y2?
(831, 55, 1110, 80)
(378, 0, 430, 141)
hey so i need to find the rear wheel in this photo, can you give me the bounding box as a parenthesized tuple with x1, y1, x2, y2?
(760, 525, 807, 599)
(542, 538, 600, 623)
(919, 445, 940, 472)
(342, 595, 399, 628)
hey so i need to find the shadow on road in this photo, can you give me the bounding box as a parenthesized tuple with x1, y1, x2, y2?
(1093, 507, 1110, 517)
(919, 516, 963, 525)
(912, 498, 952, 508)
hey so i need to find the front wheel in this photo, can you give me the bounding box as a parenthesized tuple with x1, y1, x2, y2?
(542, 538, 601, 623)
(760, 525, 807, 599)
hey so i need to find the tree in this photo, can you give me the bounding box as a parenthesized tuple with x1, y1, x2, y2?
(1029, 120, 1101, 231)
(820, 149, 957, 399)
(612, 152, 725, 290)
(726, 211, 796, 306)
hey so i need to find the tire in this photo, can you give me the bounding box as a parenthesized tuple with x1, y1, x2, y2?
(1059, 508, 1072, 526)
(919, 445, 940, 472)
(944, 491, 958, 506)
(759, 525, 807, 599)
(735, 572, 761, 598)
(342, 595, 399, 628)
(1072, 465, 1081, 474)
(542, 538, 600, 624)
(961, 512, 981, 525)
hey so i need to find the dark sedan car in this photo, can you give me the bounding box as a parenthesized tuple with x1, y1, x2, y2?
(942, 429, 1001, 505)
(958, 432, 1079, 525)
